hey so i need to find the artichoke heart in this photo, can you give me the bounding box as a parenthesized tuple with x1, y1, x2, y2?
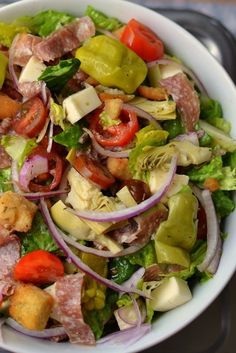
(130, 97, 176, 120)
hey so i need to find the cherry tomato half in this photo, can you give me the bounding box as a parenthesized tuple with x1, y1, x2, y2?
(28, 148, 63, 192)
(120, 19, 164, 62)
(71, 153, 115, 189)
(13, 97, 48, 138)
(13, 250, 64, 285)
(90, 108, 139, 148)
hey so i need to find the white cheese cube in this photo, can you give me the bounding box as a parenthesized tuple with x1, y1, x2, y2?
(19, 56, 46, 83)
(150, 276, 192, 312)
(63, 85, 102, 124)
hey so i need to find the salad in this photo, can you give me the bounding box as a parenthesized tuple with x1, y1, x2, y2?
(0, 4, 236, 347)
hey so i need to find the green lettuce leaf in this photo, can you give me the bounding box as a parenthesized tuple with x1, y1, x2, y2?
(205, 116, 231, 134)
(0, 168, 12, 193)
(0, 22, 29, 47)
(19, 10, 75, 37)
(49, 99, 68, 130)
(200, 96, 223, 119)
(127, 241, 157, 268)
(84, 290, 118, 340)
(109, 257, 138, 284)
(162, 118, 184, 139)
(53, 124, 83, 149)
(1, 135, 37, 168)
(116, 294, 133, 308)
(212, 190, 235, 218)
(20, 212, 58, 255)
(188, 156, 223, 182)
(38, 58, 81, 93)
(85, 5, 122, 31)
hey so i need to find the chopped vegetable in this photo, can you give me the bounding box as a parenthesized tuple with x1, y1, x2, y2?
(0, 53, 8, 89)
(0, 21, 29, 47)
(0, 168, 12, 192)
(85, 5, 122, 31)
(53, 124, 83, 148)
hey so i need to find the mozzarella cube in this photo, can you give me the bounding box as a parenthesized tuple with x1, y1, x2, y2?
(150, 276, 192, 312)
(19, 56, 46, 83)
(63, 85, 102, 124)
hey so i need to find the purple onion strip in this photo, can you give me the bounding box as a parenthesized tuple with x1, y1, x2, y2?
(67, 156, 177, 222)
(6, 318, 66, 339)
(123, 103, 160, 128)
(40, 198, 148, 297)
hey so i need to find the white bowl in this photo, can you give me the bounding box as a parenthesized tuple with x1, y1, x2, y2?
(1, 0, 236, 352)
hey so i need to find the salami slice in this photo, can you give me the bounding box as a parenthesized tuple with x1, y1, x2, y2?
(0, 278, 16, 301)
(18, 81, 44, 99)
(33, 17, 95, 62)
(0, 234, 20, 280)
(160, 72, 200, 132)
(13, 33, 42, 67)
(53, 273, 95, 345)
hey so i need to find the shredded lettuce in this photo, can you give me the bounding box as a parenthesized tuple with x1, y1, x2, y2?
(1, 135, 37, 168)
(212, 190, 235, 218)
(200, 96, 223, 119)
(49, 99, 67, 130)
(0, 168, 12, 193)
(38, 58, 81, 93)
(99, 111, 121, 128)
(162, 118, 184, 139)
(117, 294, 133, 308)
(85, 5, 122, 31)
(20, 212, 58, 256)
(109, 257, 138, 284)
(127, 241, 157, 268)
(0, 22, 29, 47)
(53, 124, 83, 149)
(17, 10, 75, 37)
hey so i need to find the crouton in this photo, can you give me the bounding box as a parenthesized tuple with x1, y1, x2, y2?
(0, 191, 37, 233)
(9, 284, 54, 330)
(107, 157, 132, 180)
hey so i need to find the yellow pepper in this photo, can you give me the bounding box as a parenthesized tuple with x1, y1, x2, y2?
(75, 35, 147, 94)
(0, 52, 8, 89)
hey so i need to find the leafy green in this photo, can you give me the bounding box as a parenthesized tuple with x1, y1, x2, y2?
(1, 135, 37, 168)
(117, 294, 133, 308)
(0, 22, 29, 47)
(205, 116, 231, 134)
(224, 151, 236, 169)
(0, 168, 12, 193)
(49, 99, 68, 130)
(188, 156, 223, 182)
(85, 5, 122, 31)
(162, 118, 184, 139)
(84, 290, 118, 340)
(199, 131, 213, 147)
(109, 257, 138, 284)
(53, 124, 83, 149)
(0, 52, 8, 89)
(212, 190, 235, 218)
(20, 212, 58, 256)
(38, 58, 81, 93)
(19, 10, 75, 37)
(200, 96, 223, 119)
(99, 111, 121, 128)
(127, 241, 157, 268)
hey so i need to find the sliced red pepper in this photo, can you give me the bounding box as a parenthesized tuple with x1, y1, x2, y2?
(90, 108, 139, 147)
(120, 19, 164, 62)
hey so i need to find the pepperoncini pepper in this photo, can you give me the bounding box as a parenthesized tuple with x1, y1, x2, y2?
(155, 187, 198, 267)
(75, 35, 147, 94)
(0, 52, 8, 89)
(81, 253, 108, 311)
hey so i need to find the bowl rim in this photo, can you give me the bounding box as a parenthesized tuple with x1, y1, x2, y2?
(0, 1, 236, 352)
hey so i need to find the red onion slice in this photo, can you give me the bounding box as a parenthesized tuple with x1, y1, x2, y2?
(122, 268, 145, 289)
(117, 296, 145, 327)
(0, 318, 4, 343)
(61, 231, 146, 258)
(206, 236, 222, 274)
(147, 58, 207, 96)
(173, 132, 199, 146)
(8, 34, 19, 90)
(123, 103, 160, 128)
(40, 198, 148, 297)
(97, 27, 117, 39)
(19, 155, 48, 192)
(47, 120, 54, 153)
(192, 186, 220, 272)
(98, 323, 151, 345)
(20, 189, 68, 200)
(11, 159, 21, 193)
(6, 318, 66, 339)
(83, 128, 130, 158)
(67, 156, 177, 222)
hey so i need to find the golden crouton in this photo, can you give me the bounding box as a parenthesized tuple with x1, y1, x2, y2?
(107, 157, 132, 180)
(0, 191, 37, 233)
(9, 284, 54, 331)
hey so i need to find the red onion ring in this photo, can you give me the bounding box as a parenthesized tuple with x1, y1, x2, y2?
(206, 237, 222, 274)
(19, 155, 48, 192)
(47, 120, 54, 153)
(20, 189, 68, 200)
(122, 268, 145, 289)
(5, 318, 66, 339)
(98, 323, 151, 345)
(11, 159, 21, 193)
(123, 103, 160, 128)
(96, 27, 117, 39)
(40, 198, 148, 297)
(8, 34, 20, 90)
(147, 58, 207, 96)
(117, 296, 145, 327)
(67, 156, 177, 222)
(192, 186, 220, 272)
(173, 132, 199, 146)
(83, 128, 130, 158)
(61, 231, 147, 258)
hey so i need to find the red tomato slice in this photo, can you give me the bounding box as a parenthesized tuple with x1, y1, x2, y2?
(13, 250, 64, 285)
(13, 97, 48, 138)
(72, 153, 115, 189)
(90, 108, 139, 147)
(120, 19, 164, 62)
(28, 149, 63, 192)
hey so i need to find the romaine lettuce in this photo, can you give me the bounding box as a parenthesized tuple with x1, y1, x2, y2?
(0, 168, 12, 193)
(212, 190, 235, 218)
(85, 5, 122, 31)
(53, 124, 83, 149)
